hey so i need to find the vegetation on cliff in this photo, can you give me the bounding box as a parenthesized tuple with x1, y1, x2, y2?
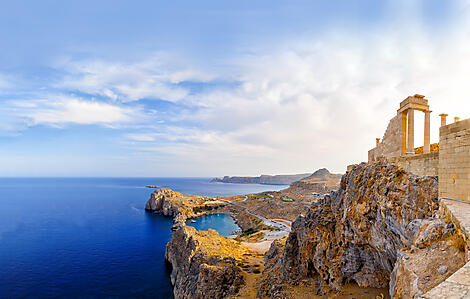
(165, 225, 263, 299)
(145, 164, 468, 298)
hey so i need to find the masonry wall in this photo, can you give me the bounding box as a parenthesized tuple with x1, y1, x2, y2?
(389, 152, 439, 177)
(439, 118, 470, 204)
(368, 114, 402, 162)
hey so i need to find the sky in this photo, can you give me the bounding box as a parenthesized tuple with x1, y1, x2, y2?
(0, 0, 469, 177)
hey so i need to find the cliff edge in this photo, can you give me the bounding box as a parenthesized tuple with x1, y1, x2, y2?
(258, 162, 466, 298)
(165, 224, 263, 299)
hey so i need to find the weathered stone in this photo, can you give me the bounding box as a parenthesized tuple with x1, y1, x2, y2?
(258, 162, 443, 297)
(165, 225, 254, 299)
(438, 266, 448, 275)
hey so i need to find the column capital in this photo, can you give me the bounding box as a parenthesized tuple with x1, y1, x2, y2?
(440, 113, 448, 127)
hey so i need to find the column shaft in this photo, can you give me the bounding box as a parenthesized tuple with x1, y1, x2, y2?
(407, 109, 415, 154)
(401, 111, 408, 155)
(424, 111, 431, 154)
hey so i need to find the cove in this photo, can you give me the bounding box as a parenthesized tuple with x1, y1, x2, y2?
(186, 214, 240, 237)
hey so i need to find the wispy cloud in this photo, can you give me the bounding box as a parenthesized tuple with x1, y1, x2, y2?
(116, 14, 470, 174)
(54, 53, 218, 102)
(6, 95, 145, 130)
(2, 0, 470, 176)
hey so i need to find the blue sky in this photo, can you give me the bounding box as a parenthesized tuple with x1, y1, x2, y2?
(0, 0, 469, 176)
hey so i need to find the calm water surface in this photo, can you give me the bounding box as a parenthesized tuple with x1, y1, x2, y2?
(187, 214, 240, 237)
(0, 178, 286, 298)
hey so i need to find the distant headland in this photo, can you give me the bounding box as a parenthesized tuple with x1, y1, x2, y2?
(211, 172, 311, 185)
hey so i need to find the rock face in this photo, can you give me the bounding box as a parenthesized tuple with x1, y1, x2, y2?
(389, 224, 465, 298)
(258, 162, 465, 298)
(165, 225, 255, 299)
(145, 188, 184, 217)
(145, 188, 226, 223)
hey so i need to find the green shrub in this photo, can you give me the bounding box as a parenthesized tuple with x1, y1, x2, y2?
(251, 194, 270, 199)
(240, 227, 259, 236)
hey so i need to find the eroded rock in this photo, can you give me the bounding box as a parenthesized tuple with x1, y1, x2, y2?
(165, 225, 256, 299)
(258, 162, 466, 298)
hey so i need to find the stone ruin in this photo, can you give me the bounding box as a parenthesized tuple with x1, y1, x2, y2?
(367, 94, 470, 205)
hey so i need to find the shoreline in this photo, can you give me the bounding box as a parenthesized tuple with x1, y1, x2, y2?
(145, 188, 293, 253)
(146, 164, 469, 299)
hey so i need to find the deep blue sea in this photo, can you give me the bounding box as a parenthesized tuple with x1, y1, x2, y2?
(0, 178, 286, 298)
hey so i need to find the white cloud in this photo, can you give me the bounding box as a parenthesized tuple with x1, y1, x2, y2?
(9, 95, 143, 128)
(3, 1, 470, 176)
(123, 12, 470, 175)
(55, 53, 218, 102)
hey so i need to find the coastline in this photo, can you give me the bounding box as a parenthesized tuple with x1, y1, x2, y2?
(147, 164, 469, 299)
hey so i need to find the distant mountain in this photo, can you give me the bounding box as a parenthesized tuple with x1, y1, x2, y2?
(303, 168, 331, 180)
(210, 173, 312, 185)
(287, 168, 343, 193)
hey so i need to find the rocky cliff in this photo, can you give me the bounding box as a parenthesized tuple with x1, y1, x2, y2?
(165, 225, 261, 299)
(258, 162, 466, 298)
(145, 188, 187, 217)
(145, 188, 229, 223)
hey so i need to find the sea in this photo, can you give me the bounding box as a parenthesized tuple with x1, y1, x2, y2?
(0, 178, 286, 298)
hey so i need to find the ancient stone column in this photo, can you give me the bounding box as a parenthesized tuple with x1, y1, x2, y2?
(407, 109, 415, 154)
(424, 111, 431, 154)
(455, 117, 460, 123)
(439, 113, 448, 127)
(376, 138, 380, 147)
(401, 111, 408, 155)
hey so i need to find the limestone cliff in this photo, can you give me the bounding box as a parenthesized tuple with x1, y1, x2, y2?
(145, 188, 186, 217)
(258, 162, 466, 298)
(165, 225, 259, 299)
(145, 188, 228, 223)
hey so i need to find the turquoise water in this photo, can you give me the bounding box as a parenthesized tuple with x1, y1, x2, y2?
(187, 214, 240, 237)
(0, 178, 286, 298)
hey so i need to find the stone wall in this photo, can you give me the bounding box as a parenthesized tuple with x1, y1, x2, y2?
(368, 115, 402, 162)
(439, 118, 470, 204)
(389, 152, 439, 177)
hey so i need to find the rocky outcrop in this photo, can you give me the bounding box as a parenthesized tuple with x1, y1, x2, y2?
(145, 188, 185, 217)
(165, 225, 256, 299)
(145, 188, 228, 224)
(258, 162, 465, 298)
(211, 173, 312, 185)
(390, 229, 465, 298)
(286, 168, 342, 195)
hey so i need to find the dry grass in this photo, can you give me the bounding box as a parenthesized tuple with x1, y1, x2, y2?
(449, 232, 467, 252)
